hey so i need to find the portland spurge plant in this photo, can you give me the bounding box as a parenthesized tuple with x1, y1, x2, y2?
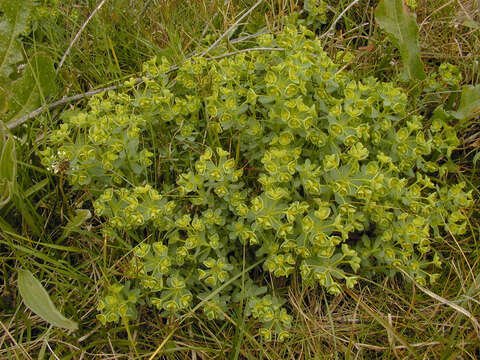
(40, 25, 472, 340)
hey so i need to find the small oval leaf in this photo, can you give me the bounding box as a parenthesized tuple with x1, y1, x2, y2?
(17, 269, 78, 330)
(0, 125, 16, 208)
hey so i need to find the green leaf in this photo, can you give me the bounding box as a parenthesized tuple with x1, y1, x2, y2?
(0, 0, 33, 79)
(0, 0, 45, 120)
(452, 85, 480, 123)
(462, 18, 480, 30)
(473, 151, 480, 166)
(60, 209, 92, 240)
(5, 53, 56, 124)
(375, 0, 426, 81)
(0, 124, 16, 207)
(17, 269, 78, 330)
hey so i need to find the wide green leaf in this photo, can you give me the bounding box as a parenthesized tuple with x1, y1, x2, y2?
(17, 269, 78, 330)
(0, 0, 56, 124)
(5, 53, 56, 124)
(0, 0, 33, 79)
(375, 0, 426, 81)
(452, 85, 480, 123)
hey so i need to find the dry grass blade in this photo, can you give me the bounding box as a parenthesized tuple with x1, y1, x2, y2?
(0, 320, 33, 360)
(199, 0, 265, 57)
(320, 0, 360, 38)
(355, 340, 474, 351)
(398, 268, 480, 338)
(345, 288, 421, 359)
(56, 0, 109, 74)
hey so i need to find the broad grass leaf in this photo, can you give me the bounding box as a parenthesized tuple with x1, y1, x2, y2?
(452, 85, 480, 123)
(375, 0, 426, 81)
(5, 53, 56, 124)
(0, 0, 33, 79)
(17, 269, 78, 330)
(0, 0, 54, 123)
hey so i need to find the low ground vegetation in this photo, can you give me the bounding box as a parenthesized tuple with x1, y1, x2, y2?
(0, 0, 479, 359)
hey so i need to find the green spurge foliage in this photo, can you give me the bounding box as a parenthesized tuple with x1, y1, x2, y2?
(300, 0, 328, 32)
(40, 25, 473, 340)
